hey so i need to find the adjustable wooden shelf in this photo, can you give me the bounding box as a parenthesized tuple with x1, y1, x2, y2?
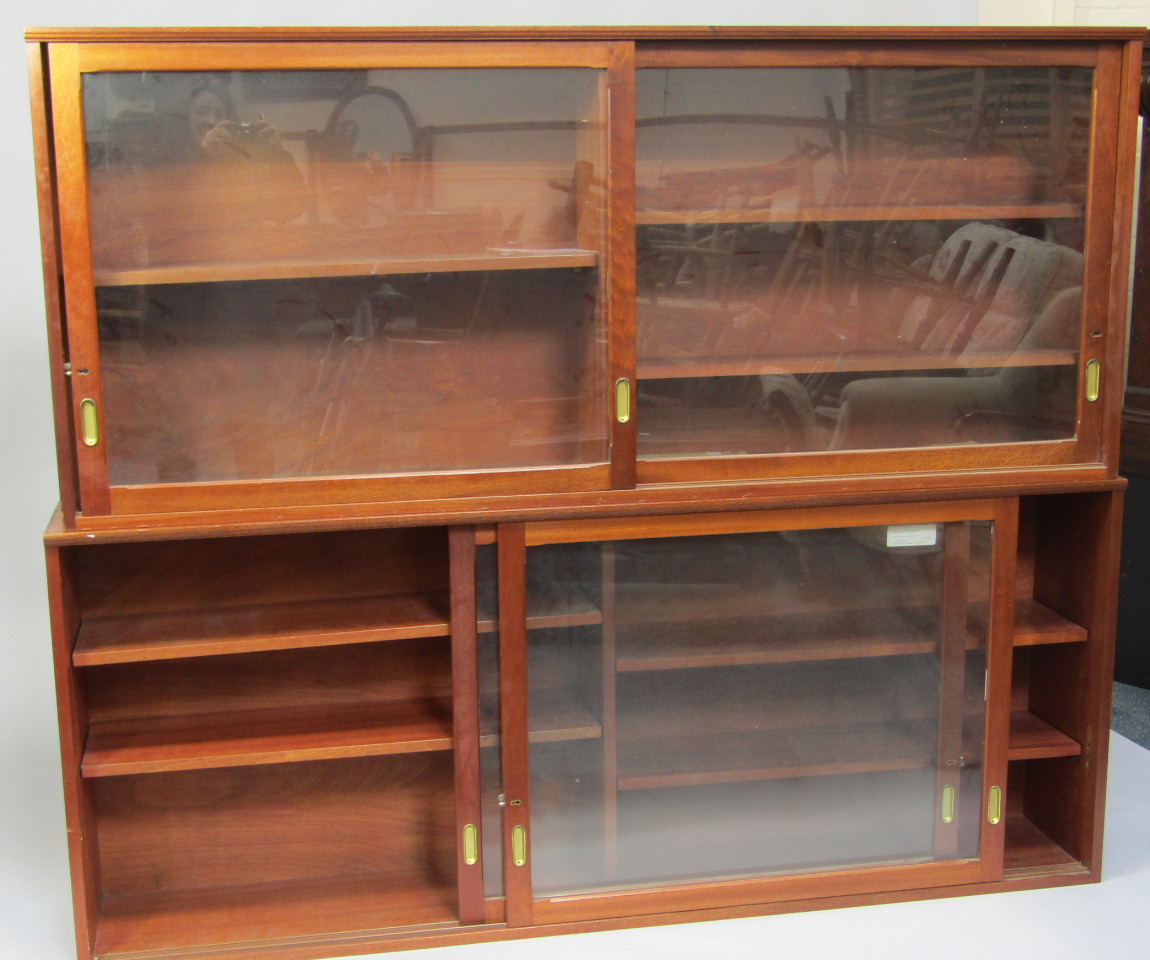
(28, 25, 1138, 960)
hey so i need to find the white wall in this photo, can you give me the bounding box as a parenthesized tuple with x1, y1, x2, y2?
(979, 0, 1150, 24)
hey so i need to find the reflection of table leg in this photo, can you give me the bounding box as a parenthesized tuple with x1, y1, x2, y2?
(934, 521, 971, 860)
(601, 545, 619, 878)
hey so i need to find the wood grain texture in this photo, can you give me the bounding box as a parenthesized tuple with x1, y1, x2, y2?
(26, 27, 1147, 42)
(45, 467, 1123, 544)
(46, 546, 101, 960)
(48, 42, 111, 515)
(74, 592, 451, 665)
(1075, 44, 1123, 464)
(92, 753, 456, 896)
(28, 42, 79, 525)
(1007, 711, 1082, 761)
(95, 872, 459, 958)
(449, 527, 485, 924)
(1102, 39, 1145, 476)
(607, 42, 637, 489)
(933, 522, 970, 860)
(533, 857, 984, 924)
(527, 498, 995, 545)
(979, 496, 1020, 881)
(496, 524, 532, 927)
(634, 41, 1102, 69)
(1026, 490, 1122, 873)
(638, 349, 1077, 380)
(636, 202, 1083, 225)
(83, 699, 454, 776)
(74, 40, 616, 72)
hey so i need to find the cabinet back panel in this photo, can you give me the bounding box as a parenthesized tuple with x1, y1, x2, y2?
(93, 754, 455, 895)
(83, 638, 451, 721)
(75, 527, 448, 617)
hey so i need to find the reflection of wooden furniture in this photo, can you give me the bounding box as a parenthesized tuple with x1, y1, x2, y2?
(28, 26, 1139, 960)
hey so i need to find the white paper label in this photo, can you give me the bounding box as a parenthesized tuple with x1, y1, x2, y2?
(886, 523, 938, 548)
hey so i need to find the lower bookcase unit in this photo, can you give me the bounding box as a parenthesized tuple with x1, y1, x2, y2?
(44, 490, 1121, 960)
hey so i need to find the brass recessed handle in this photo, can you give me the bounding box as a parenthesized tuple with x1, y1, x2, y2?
(511, 825, 527, 866)
(1085, 359, 1101, 402)
(615, 378, 631, 424)
(462, 824, 478, 866)
(79, 398, 98, 447)
(941, 784, 955, 824)
(987, 785, 1002, 825)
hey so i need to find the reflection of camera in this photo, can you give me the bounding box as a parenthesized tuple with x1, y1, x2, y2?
(235, 122, 256, 138)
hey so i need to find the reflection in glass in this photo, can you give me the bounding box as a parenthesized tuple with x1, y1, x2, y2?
(636, 67, 1091, 457)
(525, 522, 989, 895)
(83, 69, 608, 484)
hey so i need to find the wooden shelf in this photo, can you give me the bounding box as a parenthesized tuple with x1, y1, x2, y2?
(479, 688, 602, 748)
(82, 699, 453, 777)
(616, 721, 934, 791)
(965, 598, 1087, 649)
(1007, 711, 1081, 761)
(73, 592, 451, 666)
(1003, 813, 1084, 877)
(636, 202, 1083, 226)
(614, 579, 939, 629)
(94, 248, 599, 288)
(1012, 599, 1089, 646)
(638, 349, 1077, 380)
(478, 582, 602, 633)
(616, 607, 939, 671)
(94, 871, 458, 957)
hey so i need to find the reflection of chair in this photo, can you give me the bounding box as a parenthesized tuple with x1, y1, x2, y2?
(832, 285, 1082, 449)
(896, 222, 1083, 359)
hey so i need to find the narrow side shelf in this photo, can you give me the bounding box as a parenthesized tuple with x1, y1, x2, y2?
(94, 871, 459, 958)
(1011, 599, 1089, 646)
(1007, 711, 1082, 762)
(615, 721, 934, 791)
(73, 592, 452, 666)
(966, 598, 1086, 649)
(615, 607, 939, 671)
(82, 699, 454, 777)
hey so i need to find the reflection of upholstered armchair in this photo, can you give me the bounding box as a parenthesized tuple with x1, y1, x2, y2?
(831, 285, 1082, 449)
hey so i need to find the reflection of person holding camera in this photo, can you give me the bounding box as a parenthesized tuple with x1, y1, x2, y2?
(185, 78, 293, 165)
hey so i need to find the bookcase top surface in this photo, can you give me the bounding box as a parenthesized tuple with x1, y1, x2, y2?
(24, 25, 1148, 43)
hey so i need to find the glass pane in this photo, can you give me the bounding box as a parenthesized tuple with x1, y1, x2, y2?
(83, 69, 608, 483)
(476, 544, 503, 899)
(636, 67, 1090, 458)
(525, 521, 989, 895)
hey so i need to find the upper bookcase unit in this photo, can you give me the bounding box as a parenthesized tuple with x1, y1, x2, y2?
(28, 29, 1141, 526)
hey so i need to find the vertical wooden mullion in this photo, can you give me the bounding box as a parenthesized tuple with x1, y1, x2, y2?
(982, 497, 1020, 881)
(600, 544, 618, 877)
(606, 41, 636, 489)
(932, 520, 970, 861)
(1076, 44, 1123, 465)
(448, 526, 485, 924)
(497, 523, 533, 926)
(1102, 39, 1145, 475)
(47, 43, 111, 515)
(28, 43, 79, 525)
(46, 544, 101, 959)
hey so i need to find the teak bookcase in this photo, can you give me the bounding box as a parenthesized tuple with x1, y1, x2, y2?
(27, 26, 1140, 960)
